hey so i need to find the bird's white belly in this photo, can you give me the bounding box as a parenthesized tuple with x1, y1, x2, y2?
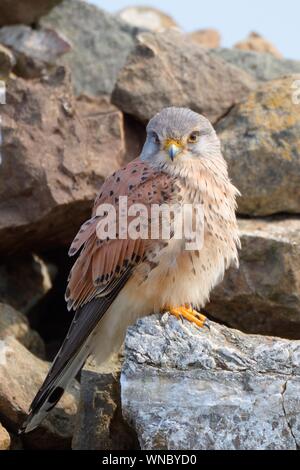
(136, 235, 227, 311)
(92, 226, 233, 366)
(92, 236, 226, 365)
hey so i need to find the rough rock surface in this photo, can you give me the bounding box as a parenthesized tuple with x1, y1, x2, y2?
(0, 68, 125, 253)
(72, 357, 139, 450)
(0, 302, 45, 358)
(0, 0, 61, 26)
(217, 76, 300, 216)
(208, 218, 300, 339)
(0, 423, 10, 450)
(123, 114, 146, 163)
(235, 32, 282, 59)
(112, 31, 256, 124)
(122, 314, 300, 450)
(210, 48, 300, 82)
(0, 44, 15, 80)
(40, 0, 139, 96)
(0, 336, 79, 449)
(188, 29, 221, 48)
(0, 254, 53, 314)
(0, 25, 71, 78)
(117, 6, 179, 32)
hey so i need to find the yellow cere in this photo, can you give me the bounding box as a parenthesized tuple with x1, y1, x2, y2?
(163, 138, 184, 151)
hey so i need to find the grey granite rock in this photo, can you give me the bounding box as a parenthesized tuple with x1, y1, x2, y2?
(40, 0, 139, 96)
(210, 48, 300, 81)
(0, 25, 71, 78)
(122, 314, 300, 450)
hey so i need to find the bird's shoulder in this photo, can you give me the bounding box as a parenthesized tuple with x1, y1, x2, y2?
(65, 159, 177, 310)
(92, 159, 173, 213)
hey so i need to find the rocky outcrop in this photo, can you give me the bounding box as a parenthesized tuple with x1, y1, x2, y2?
(0, 25, 71, 78)
(0, 68, 125, 254)
(117, 6, 179, 32)
(0, 423, 10, 450)
(0, 0, 299, 453)
(209, 48, 300, 82)
(122, 314, 300, 450)
(40, 0, 139, 96)
(188, 29, 221, 48)
(208, 218, 300, 339)
(217, 76, 300, 216)
(0, 303, 45, 357)
(112, 31, 256, 124)
(0, 336, 79, 449)
(72, 357, 139, 450)
(235, 32, 282, 59)
(0, 254, 53, 314)
(0, 0, 62, 26)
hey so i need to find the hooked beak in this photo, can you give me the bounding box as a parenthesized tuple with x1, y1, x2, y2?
(164, 141, 182, 161)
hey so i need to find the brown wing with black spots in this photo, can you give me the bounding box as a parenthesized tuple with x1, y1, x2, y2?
(66, 159, 176, 311)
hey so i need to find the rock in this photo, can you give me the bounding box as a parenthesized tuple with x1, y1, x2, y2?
(209, 48, 300, 82)
(0, 68, 125, 254)
(0, 0, 62, 26)
(123, 114, 146, 164)
(9, 434, 23, 450)
(0, 25, 71, 79)
(40, 0, 139, 96)
(117, 6, 180, 32)
(0, 336, 79, 449)
(0, 44, 15, 80)
(0, 254, 53, 314)
(112, 31, 256, 124)
(72, 356, 138, 450)
(122, 314, 300, 450)
(0, 303, 45, 358)
(208, 218, 300, 339)
(188, 29, 221, 48)
(0, 423, 10, 450)
(235, 32, 282, 59)
(217, 76, 300, 216)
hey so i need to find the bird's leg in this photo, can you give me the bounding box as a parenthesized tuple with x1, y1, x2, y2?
(163, 305, 207, 328)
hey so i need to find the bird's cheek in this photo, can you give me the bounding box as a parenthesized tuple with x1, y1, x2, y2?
(185, 143, 202, 158)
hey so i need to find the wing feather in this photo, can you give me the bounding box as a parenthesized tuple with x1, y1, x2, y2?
(21, 269, 132, 434)
(22, 159, 176, 433)
(66, 159, 175, 310)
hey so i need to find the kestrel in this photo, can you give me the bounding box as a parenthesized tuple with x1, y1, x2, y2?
(22, 107, 240, 433)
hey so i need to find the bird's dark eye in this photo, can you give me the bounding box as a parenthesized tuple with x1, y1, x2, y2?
(151, 132, 160, 145)
(188, 131, 200, 143)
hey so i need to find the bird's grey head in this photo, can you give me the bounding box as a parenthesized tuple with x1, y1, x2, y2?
(140, 107, 223, 170)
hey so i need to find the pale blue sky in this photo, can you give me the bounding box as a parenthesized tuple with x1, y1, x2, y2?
(88, 0, 299, 60)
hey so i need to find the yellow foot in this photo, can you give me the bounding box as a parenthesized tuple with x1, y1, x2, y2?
(164, 305, 207, 328)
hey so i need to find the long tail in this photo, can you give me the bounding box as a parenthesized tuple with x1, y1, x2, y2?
(20, 272, 131, 434)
